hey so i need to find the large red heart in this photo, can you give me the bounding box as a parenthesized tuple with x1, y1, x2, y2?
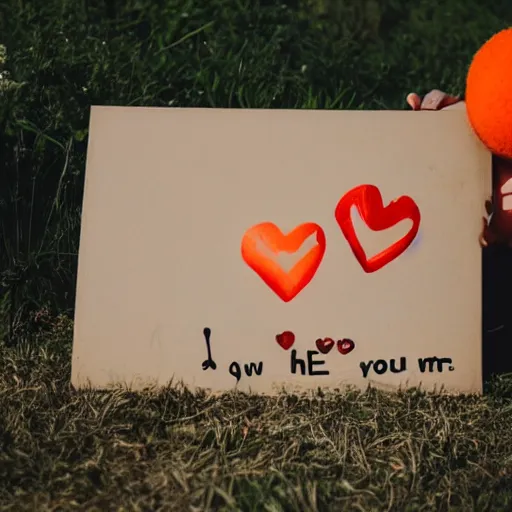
(241, 222, 326, 302)
(334, 184, 420, 273)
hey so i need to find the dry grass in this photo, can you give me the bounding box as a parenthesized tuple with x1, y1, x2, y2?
(1, 319, 512, 510)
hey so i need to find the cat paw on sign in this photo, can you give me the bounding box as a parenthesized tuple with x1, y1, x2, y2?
(71, 107, 490, 394)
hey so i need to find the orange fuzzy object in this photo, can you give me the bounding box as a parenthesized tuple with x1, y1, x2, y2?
(466, 28, 512, 159)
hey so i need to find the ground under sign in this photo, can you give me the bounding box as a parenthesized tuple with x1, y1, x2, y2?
(72, 107, 490, 394)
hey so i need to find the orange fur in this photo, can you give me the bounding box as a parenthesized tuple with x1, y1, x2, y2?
(466, 28, 512, 159)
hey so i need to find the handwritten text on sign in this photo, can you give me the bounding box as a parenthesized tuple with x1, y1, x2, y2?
(202, 328, 454, 385)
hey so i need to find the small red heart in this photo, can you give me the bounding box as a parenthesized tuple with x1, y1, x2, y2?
(276, 331, 295, 350)
(316, 337, 335, 354)
(337, 338, 355, 355)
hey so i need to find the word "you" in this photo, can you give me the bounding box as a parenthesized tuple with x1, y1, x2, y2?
(360, 356, 454, 378)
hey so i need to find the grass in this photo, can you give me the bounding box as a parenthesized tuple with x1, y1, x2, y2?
(2, 321, 512, 510)
(2, 0, 512, 509)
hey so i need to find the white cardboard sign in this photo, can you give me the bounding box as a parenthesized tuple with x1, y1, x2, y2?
(72, 107, 490, 394)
